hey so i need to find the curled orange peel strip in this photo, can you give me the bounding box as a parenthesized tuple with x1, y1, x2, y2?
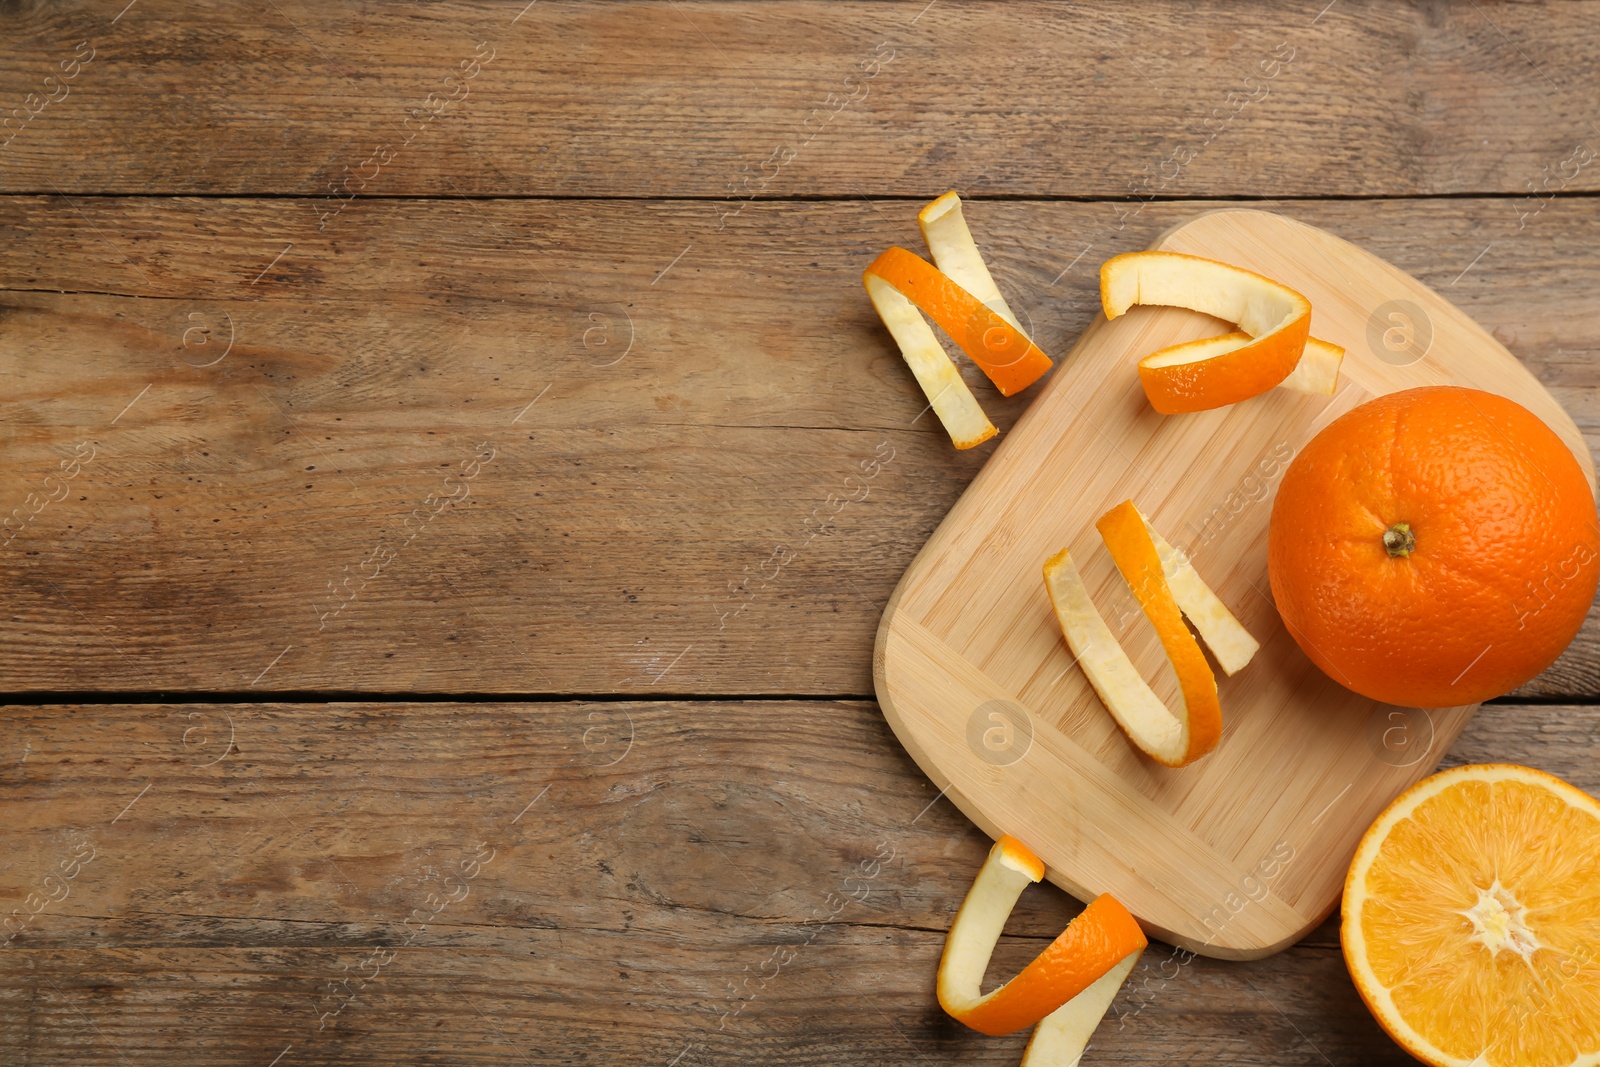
(937, 834, 1146, 1050)
(863, 193, 1052, 449)
(1043, 500, 1256, 767)
(862, 267, 996, 450)
(1100, 251, 1314, 414)
(867, 246, 1053, 398)
(918, 192, 1054, 394)
(918, 192, 1027, 335)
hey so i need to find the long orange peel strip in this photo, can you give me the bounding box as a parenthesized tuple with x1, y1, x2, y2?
(937, 834, 1146, 1050)
(1100, 251, 1314, 414)
(866, 246, 1053, 397)
(918, 192, 1027, 335)
(862, 267, 997, 449)
(1042, 500, 1256, 767)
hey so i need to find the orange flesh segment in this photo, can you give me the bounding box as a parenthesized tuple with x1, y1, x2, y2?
(862, 269, 997, 449)
(1343, 763, 1600, 1067)
(1100, 251, 1312, 413)
(938, 835, 1147, 1037)
(867, 246, 1052, 397)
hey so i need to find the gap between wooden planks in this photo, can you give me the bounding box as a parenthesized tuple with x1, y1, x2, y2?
(1, 1, 1598, 200)
(0, 698, 1592, 1066)
(0, 197, 1596, 696)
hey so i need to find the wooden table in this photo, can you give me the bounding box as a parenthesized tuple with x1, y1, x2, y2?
(2, 2, 1597, 1063)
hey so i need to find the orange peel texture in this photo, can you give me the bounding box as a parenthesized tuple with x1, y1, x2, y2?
(868, 246, 1053, 397)
(1100, 251, 1314, 413)
(1043, 500, 1257, 767)
(938, 834, 1146, 1059)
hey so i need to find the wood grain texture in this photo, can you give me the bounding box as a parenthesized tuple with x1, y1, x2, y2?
(1, 1, 1599, 199)
(4, 0, 1598, 1060)
(1, 195, 1597, 696)
(0, 698, 1592, 1065)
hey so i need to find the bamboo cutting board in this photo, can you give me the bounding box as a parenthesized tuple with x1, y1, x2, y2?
(873, 209, 1596, 960)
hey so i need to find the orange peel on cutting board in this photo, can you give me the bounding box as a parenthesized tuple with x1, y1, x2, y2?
(938, 835, 1145, 1064)
(1043, 500, 1257, 767)
(1100, 251, 1343, 412)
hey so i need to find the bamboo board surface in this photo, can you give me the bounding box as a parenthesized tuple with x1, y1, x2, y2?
(875, 209, 1596, 959)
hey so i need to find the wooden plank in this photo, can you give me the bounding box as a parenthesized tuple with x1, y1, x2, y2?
(1, 195, 1598, 696)
(0, 698, 1592, 1064)
(1, 1, 1599, 199)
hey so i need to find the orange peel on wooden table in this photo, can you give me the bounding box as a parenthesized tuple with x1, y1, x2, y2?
(866, 247, 1053, 396)
(863, 265, 997, 449)
(1042, 500, 1257, 767)
(1100, 251, 1344, 412)
(915, 191, 1052, 393)
(938, 835, 1146, 1064)
(863, 192, 1053, 449)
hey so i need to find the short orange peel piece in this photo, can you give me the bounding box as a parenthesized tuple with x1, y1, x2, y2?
(1279, 336, 1344, 395)
(1043, 500, 1255, 767)
(937, 834, 1146, 1044)
(867, 245, 1053, 397)
(1100, 251, 1313, 414)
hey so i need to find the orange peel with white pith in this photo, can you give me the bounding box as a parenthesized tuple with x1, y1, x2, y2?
(862, 267, 997, 449)
(1043, 500, 1257, 767)
(1280, 336, 1344, 395)
(863, 193, 1054, 450)
(937, 834, 1146, 1051)
(1157, 331, 1345, 398)
(918, 192, 1054, 395)
(867, 246, 1053, 397)
(1100, 251, 1316, 414)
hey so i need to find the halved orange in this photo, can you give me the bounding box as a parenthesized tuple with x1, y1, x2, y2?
(1100, 251, 1312, 413)
(1343, 763, 1600, 1067)
(938, 835, 1145, 1043)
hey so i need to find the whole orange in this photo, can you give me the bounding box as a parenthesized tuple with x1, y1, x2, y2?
(1268, 386, 1599, 707)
